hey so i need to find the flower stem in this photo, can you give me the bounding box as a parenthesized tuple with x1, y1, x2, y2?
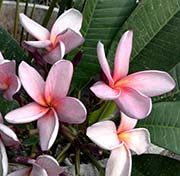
(59, 124, 75, 142)
(42, 0, 58, 27)
(13, 0, 19, 39)
(75, 147, 80, 176)
(56, 143, 71, 163)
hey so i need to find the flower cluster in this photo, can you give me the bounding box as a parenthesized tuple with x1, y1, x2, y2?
(0, 7, 175, 176)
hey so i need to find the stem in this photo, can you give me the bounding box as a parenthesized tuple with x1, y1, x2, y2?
(75, 147, 80, 176)
(83, 150, 105, 176)
(20, 0, 29, 44)
(42, 0, 58, 27)
(60, 124, 75, 142)
(13, 0, 19, 39)
(0, 0, 3, 10)
(56, 143, 71, 163)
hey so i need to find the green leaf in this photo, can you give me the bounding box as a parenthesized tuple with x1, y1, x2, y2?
(88, 101, 116, 125)
(0, 96, 19, 116)
(108, 0, 180, 73)
(137, 101, 180, 154)
(22, 135, 39, 146)
(72, 0, 137, 88)
(132, 154, 180, 176)
(0, 27, 29, 65)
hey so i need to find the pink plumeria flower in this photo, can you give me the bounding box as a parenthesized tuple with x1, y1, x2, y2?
(87, 113, 150, 176)
(0, 52, 21, 101)
(0, 113, 19, 176)
(90, 31, 175, 119)
(8, 155, 64, 176)
(19, 8, 84, 64)
(5, 60, 87, 151)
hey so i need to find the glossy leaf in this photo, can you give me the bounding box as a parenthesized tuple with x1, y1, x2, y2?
(132, 154, 180, 176)
(88, 101, 116, 125)
(0, 27, 29, 65)
(137, 101, 180, 154)
(72, 0, 137, 88)
(108, 0, 180, 73)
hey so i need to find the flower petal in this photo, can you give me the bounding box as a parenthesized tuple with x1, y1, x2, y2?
(36, 155, 64, 176)
(0, 123, 19, 148)
(19, 61, 46, 106)
(120, 128, 151, 155)
(90, 81, 120, 100)
(55, 97, 87, 124)
(23, 40, 52, 48)
(3, 75, 21, 101)
(50, 8, 82, 43)
(0, 140, 8, 176)
(0, 52, 4, 62)
(55, 29, 84, 53)
(0, 113, 3, 123)
(30, 163, 48, 176)
(5, 102, 49, 124)
(106, 145, 131, 176)
(97, 42, 114, 85)
(37, 110, 59, 151)
(117, 112, 137, 133)
(45, 60, 73, 103)
(115, 87, 152, 119)
(86, 121, 120, 150)
(43, 42, 65, 64)
(121, 70, 176, 97)
(8, 167, 31, 176)
(19, 13, 50, 40)
(113, 31, 133, 81)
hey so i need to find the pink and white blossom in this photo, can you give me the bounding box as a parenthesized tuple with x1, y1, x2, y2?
(8, 155, 64, 176)
(0, 52, 21, 101)
(90, 31, 175, 119)
(86, 113, 151, 176)
(19, 8, 84, 64)
(5, 60, 87, 151)
(0, 113, 19, 176)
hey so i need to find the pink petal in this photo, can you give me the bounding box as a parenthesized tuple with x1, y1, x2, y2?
(55, 97, 87, 124)
(90, 81, 120, 100)
(43, 42, 65, 64)
(30, 163, 48, 176)
(106, 145, 131, 176)
(37, 110, 59, 151)
(97, 42, 114, 85)
(19, 13, 50, 40)
(0, 60, 16, 75)
(121, 70, 176, 97)
(120, 128, 151, 155)
(0, 140, 8, 176)
(113, 31, 133, 81)
(86, 121, 120, 150)
(3, 75, 21, 101)
(55, 29, 84, 53)
(0, 52, 4, 61)
(115, 87, 152, 119)
(50, 8, 82, 43)
(0, 123, 19, 148)
(117, 112, 137, 133)
(8, 167, 31, 176)
(36, 155, 64, 176)
(45, 60, 73, 103)
(19, 61, 46, 106)
(23, 40, 52, 48)
(5, 102, 49, 124)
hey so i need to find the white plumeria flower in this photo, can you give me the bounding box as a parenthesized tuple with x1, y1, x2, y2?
(86, 112, 151, 176)
(19, 8, 84, 64)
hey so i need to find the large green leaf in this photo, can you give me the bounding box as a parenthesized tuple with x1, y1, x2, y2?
(132, 154, 180, 176)
(108, 0, 180, 73)
(72, 0, 137, 88)
(0, 27, 28, 64)
(137, 101, 180, 154)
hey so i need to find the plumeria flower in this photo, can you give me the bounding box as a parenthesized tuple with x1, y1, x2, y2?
(8, 155, 64, 176)
(0, 113, 19, 176)
(0, 52, 21, 101)
(86, 112, 151, 176)
(90, 31, 175, 119)
(5, 60, 87, 151)
(19, 8, 84, 64)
